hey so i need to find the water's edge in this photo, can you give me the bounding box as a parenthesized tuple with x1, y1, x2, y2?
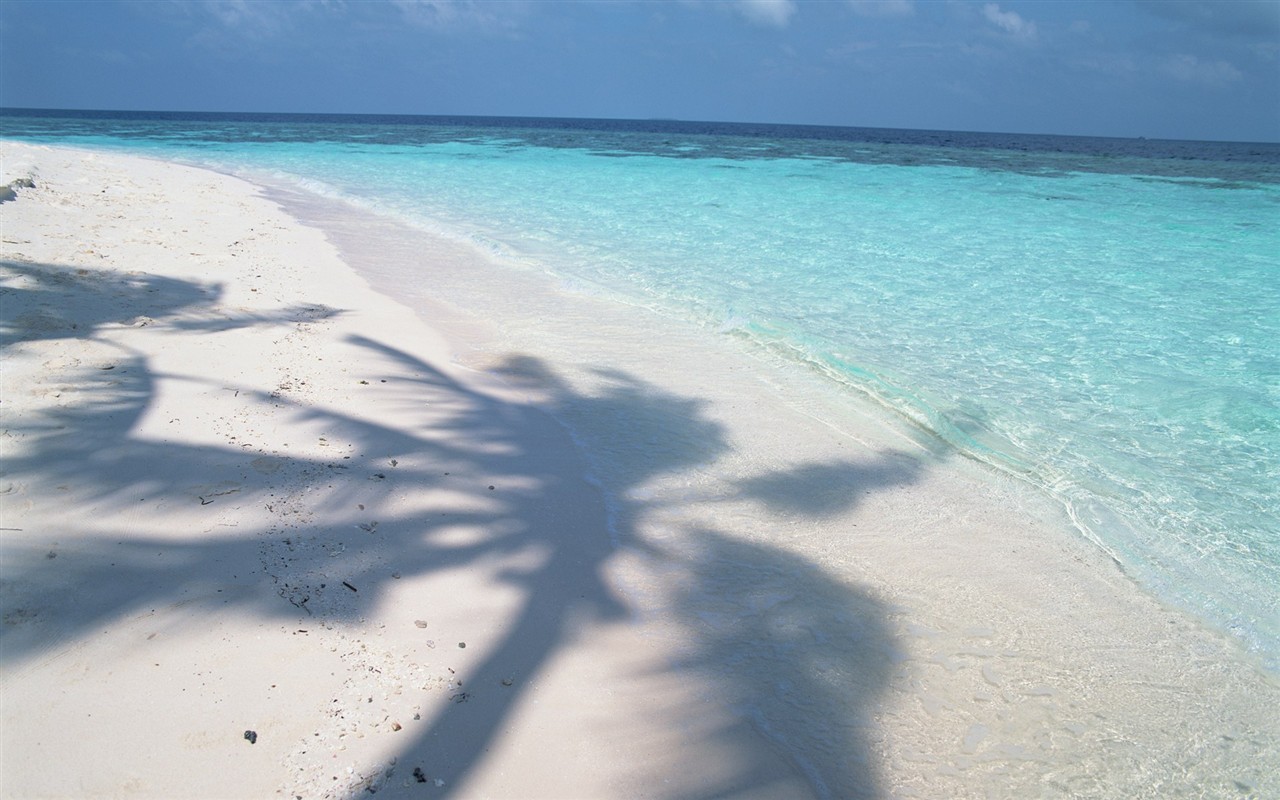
(247, 163, 1278, 684)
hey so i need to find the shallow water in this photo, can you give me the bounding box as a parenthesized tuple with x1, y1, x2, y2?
(4, 110, 1278, 670)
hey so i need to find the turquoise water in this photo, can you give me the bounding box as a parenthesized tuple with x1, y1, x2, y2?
(4, 112, 1279, 668)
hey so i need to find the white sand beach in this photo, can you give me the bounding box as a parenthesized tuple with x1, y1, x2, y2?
(2, 141, 1277, 799)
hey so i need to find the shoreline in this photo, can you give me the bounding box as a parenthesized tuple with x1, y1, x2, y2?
(2, 141, 1277, 798)
(232, 147, 1280, 671)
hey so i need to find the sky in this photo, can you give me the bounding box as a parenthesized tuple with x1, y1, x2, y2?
(1, 0, 1277, 142)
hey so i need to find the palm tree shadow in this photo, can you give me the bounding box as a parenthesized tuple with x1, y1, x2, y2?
(372, 347, 911, 799)
(0, 259, 220, 345)
(738, 456, 922, 518)
(662, 529, 898, 799)
(2, 261, 916, 799)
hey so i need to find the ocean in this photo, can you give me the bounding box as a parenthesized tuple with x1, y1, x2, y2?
(4, 109, 1278, 671)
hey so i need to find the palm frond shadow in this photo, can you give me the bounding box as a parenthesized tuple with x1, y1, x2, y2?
(2, 260, 920, 799)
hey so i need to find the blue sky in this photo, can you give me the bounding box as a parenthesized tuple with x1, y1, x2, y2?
(2, 1, 1277, 141)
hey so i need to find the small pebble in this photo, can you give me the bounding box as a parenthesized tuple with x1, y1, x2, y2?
(501, 678, 513, 687)
(412, 767, 427, 783)
(414, 620, 429, 629)
(458, 642, 466, 649)
(243, 730, 258, 744)
(391, 721, 402, 732)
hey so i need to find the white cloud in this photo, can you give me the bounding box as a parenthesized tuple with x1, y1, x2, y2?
(164, 0, 347, 42)
(166, 0, 311, 53)
(826, 40, 879, 60)
(177, 0, 515, 35)
(1073, 52, 1139, 78)
(1161, 54, 1244, 86)
(847, 0, 914, 18)
(392, 0, 455, 27)
(390, 0, 529, 32)
(1137, 0, 1280, 39)
(734, 0, 797, 28)
(192, 0, 295, 34)
(392, 0, 461, 27)
(982, 3, 1037, 44)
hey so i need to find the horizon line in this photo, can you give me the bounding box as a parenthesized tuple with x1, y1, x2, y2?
(4, 106, 1279, 147)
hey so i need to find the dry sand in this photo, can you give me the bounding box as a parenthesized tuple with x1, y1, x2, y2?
(1, 141, 1277, 799)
